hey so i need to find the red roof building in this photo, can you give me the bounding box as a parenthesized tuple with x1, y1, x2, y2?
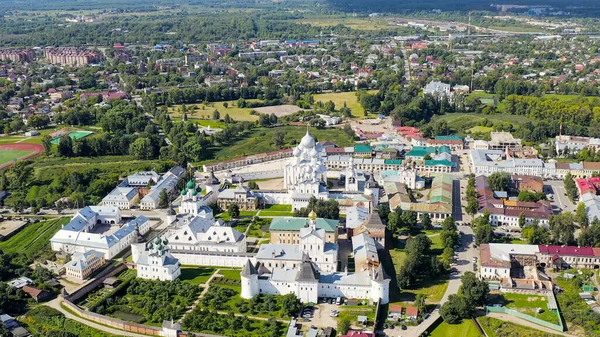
(339, 331, 375, 337)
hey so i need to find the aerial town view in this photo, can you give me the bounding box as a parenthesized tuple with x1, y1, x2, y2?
(4, 0, 600, 336)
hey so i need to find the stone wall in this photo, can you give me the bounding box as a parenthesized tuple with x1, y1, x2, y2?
(65, 263, 128, 303)
(170, 250, 255, 267)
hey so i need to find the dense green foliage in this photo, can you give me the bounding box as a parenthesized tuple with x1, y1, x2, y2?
(397, 234, 444, 289)
(95, 278, 201, 323)
(294, 196, 340, 219)
(554, 271, 600, 337)
(24, 306, 117, 337)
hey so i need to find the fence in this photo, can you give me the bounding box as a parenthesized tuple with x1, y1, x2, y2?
(484, 306, 564, 331)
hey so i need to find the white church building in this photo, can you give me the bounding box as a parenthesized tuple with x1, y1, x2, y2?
(241, 211, 390, 304)
(132, 236, 181, 281)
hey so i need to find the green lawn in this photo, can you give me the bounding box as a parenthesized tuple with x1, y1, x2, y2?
(337, 305, 378, 326)
(218, 269, 242, 281)
(313, 91, 379, 119)
(0, 217, 70, 258)
(258, 211, 294, 217)
(399, 274, 450, 303)
(468, 126, 493, 134)
(180, 266, 216, 285)
(477, 316, 563, 337)
(169, 100, 261, 122)
(298, 17, 391, 31)
(263, 204, 292, 212)
(429, 320, 483, 337)
(434, 113, 535, 136)
(0, 149, 34, 166)
(203, 126, 355, 163)
(239, 210, 258, 217)
(491, 293, 559, 325)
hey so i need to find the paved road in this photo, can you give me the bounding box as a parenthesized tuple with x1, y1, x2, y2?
(546, 180, 576, 213)
(400, 47, 411, 87)
(47, 298, 149, 337)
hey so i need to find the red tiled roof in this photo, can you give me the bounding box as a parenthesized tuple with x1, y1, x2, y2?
(538, 245, 596, 257)
(340, 331, 375, 337)
(479, 244, 511, 268)
(405, 306, 419, 317)
(389, 304, 403, 313)
(22, 285, 43, 297)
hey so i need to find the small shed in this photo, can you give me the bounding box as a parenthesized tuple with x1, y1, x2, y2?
(357, 315, 368, 326)
(103, 277, 121, 289)
(405, 305, 419, 320)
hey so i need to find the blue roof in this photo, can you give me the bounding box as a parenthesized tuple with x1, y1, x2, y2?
(435, 135, 463, 141)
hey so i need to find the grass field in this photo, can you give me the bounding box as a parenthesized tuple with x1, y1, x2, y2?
(429, 320, 483, 337)
(313, 91, 379, 119)
(168, 100, 260, 122)
(433, 113, 535, 136)
(297, 17, 391, 31)
(0, 149, 34, 165)
(0, 217, 70, 258)
(492, 293, 559, 325)
(218, 269, 241, 281)
(477, 316, 563, 337)
(180, 266, 216, 285)
(201, 126, 354, 164)
(263, 204, 292, 212)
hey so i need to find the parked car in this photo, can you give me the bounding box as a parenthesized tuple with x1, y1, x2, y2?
(330, 310, 339, 317)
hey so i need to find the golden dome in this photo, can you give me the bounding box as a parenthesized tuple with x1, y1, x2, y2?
(308, 210, 317, 220)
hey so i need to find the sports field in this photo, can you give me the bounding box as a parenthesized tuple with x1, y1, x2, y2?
(0, 143, 44, 169)
(51, 131, 94, 144)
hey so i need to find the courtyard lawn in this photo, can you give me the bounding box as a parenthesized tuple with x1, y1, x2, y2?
(390, 249, 407, 268)
(0, 148, 34, 166)
(337, 305, 378, 326)
(429, 320, 482, 337)
(433, 113, 535, 136)
(218, 269, 242, 281)
(258, 211, 294, 217)
(477, 316, 563, 337)
(239, 210, 258, 217)
(313, 91, 379, 119)
(263, 204, 292, 212)
(180, 266, 216, 285)
(399, 274, 450, 304)
(493, 293, 559, 325)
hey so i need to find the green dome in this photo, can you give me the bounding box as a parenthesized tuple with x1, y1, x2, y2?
(191, 189, 198, 196)
(181, 188, 188, 196)
(186, 179, 195, 189)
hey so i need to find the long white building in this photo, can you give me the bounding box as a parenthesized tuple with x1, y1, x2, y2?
(50, 206, 151, 259)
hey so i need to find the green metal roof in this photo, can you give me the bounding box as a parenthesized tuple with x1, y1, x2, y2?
(384, 159, 402, 165)
(438, 146, 452, 154)
(425, 159, 456, 167)
(354, 144, 373, 153)
(405, 146, 436, 158)
(269, 217, 339, 232)
(435, 135, 463, 141)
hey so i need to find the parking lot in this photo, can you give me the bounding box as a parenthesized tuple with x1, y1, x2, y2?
(302, 303, 340, 329)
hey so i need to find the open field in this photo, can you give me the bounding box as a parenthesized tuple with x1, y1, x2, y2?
(0, 217, 70, 258)
(0, 143, 44, 169)
(429, 319, 482, 337)
(433, 113, 535, 135)
(202, 126, 354, 163)
(491, 293, 559, 325)
(168, 100, 261, 122)
(254, 105, 302, 117)
(180, 266, 216, 285)
(297, 17, 392, 31)
(477, 316, 563, 337)
(313, 91, 379, 119)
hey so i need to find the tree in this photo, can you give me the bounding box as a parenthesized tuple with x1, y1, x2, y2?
(442, 216, 457, 232)
(158, 189, 169, 208)
(440, 294, 473, 324)
(473, 213, 493, 245)
(564, 172, 578, 201)
(247, 181, 259, 190)
(57, 135, 73, 157)
(212, 109, 221, 120)
(223, 102, 229, 109)
(415, 294, 428, 313)
(518, 212, 526, 228)
(522, 221, 549, 244)
(487, 172, 511, 192)
(466, 196, 479, 217)
(440, 247, 454, 267)
(337, 317, 351, 335)
(280, 294, 302, 317)
(400, 210, 418, 232)
(343, 123, 355, 138)
(405, 234, 432, 256)
(460, 272, 489, 307)
(421, 213, 432, 230)
(274, 131, 285, 148)
(129, 137, 153, 160)
(576, 202, 589, 228)
(227, 204, 240, 219)
(387, 212, 400, 234)
(41, 134, 53, 155)
(549, 212, 576, 245)
(378, 204, 390, 224)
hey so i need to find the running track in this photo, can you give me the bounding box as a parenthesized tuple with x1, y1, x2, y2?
(0, 143, 44, 170)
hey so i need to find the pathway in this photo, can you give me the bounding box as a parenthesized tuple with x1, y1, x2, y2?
(178, 268, 222, 323)
(487, 312, 577, 337)
(15, 137, 31, 143)
(46, 298, 150, 337)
